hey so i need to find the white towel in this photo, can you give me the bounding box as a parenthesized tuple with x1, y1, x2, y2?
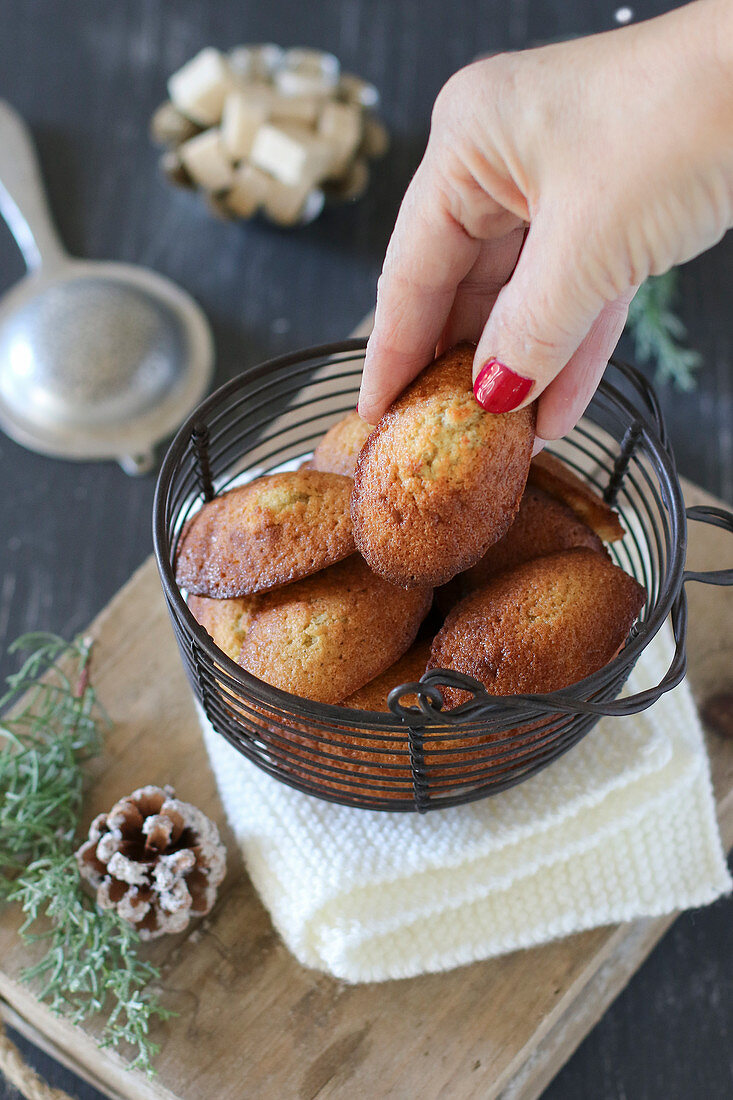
(199, 627, 731, 982)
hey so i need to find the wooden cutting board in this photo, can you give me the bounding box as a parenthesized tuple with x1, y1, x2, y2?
(0, 477, 731, 1100)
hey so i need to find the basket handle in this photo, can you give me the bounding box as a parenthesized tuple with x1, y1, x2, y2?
(595, 588, 689, 716)
(392, 588, 691, 722)
(578, 506, 733, 713)
(683, 505, 733, 585)
(390, 504, 733, 726)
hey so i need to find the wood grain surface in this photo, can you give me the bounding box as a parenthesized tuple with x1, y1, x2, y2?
(0, 1, 731, 1098)
(0, 479, 731, 1100)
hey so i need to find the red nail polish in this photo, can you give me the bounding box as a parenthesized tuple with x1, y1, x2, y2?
(473, 359, 533, 413)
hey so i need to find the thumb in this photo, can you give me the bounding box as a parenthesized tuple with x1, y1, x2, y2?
(472, 212, 611, 414)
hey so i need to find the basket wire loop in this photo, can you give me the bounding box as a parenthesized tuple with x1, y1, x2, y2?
(406, 725, 430, 813)
(153, 341, 733, 812)
(191, 422, 215, 503)
(604, 421, 643, 506)
(608, 358, 670, 451)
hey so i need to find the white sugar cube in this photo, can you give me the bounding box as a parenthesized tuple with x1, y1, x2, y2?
(168, 48, 236, 126)
(276, 48, 340, 98)
(270, 92, 321, 127)
(150, 100, 199, 146)
(179, 129, 235, 192)
(318, 101, 362, 176)
(250, 123, 332, 187)
(221, 91, 271, 160)
(228, 44, 283, 82)
(226, 164, 272, 218)
(263, 179, 324, 226)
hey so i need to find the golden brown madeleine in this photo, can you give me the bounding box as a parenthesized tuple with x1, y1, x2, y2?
(342, 639, 433, 711)
(428, 548, 646, 708)
(312, 411, 374, 477)
(351, 343, 535, 588)
(238, 555, 433, 704)
(528, 451, 625, 542)
(175, 469, 354, 598)
(459, 485, 606, 592)
(188, 594, 261, 662)
(188, 595, 282, 742)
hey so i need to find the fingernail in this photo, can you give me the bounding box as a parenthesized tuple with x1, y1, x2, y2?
(473, 359, 533, 413)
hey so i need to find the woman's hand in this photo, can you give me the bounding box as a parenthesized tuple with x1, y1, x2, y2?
(358, 0, 733, 440)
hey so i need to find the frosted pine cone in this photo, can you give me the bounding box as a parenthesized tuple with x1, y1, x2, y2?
(75, 785, 226, 940)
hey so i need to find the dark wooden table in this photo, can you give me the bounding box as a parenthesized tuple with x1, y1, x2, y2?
(0, 1, 730, 1097)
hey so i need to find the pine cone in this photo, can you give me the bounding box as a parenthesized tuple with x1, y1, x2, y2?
(75, 785, 226, 940)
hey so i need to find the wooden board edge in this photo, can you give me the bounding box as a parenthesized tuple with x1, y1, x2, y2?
(1, 1001, 123, 1100)
(505, 769, 733, 1100)
(497, 915, 677, 1100)
(0, 979, 173, 1100)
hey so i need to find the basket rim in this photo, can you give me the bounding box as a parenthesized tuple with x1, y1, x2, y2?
(153, 339, 687, 727)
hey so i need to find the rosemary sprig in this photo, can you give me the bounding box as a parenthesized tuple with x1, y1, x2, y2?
(626, 270, 701, 390)
(0, 633, 174, 1076)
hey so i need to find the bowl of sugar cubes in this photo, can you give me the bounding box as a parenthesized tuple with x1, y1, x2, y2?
(151, 45, 389, 227)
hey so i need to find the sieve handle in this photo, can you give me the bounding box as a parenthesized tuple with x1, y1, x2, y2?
(683, 506, 733, 586)
(0, 100, 67, 272)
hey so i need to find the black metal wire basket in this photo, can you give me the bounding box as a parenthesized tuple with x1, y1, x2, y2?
(153, 338, 733, 812)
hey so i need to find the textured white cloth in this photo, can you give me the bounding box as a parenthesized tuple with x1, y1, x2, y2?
(200, 628, 731, 982)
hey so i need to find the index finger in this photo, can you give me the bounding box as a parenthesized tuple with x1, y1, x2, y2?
(357, 163, 480, 424)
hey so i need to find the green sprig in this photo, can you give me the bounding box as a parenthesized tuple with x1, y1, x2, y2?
(626, 270, 701, 390)
(0, 633, 174, 1075)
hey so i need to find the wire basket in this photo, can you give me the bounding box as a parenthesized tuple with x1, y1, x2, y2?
(153, 338, 733, 812)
